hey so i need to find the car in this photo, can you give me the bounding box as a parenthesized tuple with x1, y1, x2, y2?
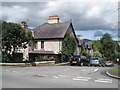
(90, 57, 105, 67)
(105, 61, 114, 67)
(69, 56, 90, 66)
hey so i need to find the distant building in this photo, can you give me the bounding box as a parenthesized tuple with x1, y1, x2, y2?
(84, 42, 93, 55)
(77, 34, 93, 55)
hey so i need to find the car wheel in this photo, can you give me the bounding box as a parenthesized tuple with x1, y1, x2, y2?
(70, 63, 73, 66)
(77, 63, 81, 66)
(99, 64, 101, 67)
(102, 65, 105, 67)
(81, 63, 83, 67)
(88, 63, 90, 67)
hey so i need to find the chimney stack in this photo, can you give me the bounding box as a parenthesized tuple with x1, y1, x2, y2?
(47, 15, 59, 24)
(21, 21, 28, 28)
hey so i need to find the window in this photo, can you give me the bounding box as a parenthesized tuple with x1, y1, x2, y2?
(41, 41, 44, 49)
(35, 41, 37, 49)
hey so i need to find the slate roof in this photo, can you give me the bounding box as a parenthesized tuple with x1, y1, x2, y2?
(33, 22, 71, 39)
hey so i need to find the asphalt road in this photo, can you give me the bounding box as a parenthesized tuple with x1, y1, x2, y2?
(1, 66, 119, 88)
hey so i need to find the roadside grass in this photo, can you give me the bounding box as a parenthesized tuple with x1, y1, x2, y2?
(107, 67, 120, 73)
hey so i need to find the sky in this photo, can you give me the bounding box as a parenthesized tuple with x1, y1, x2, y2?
(1, 0, 119, 40)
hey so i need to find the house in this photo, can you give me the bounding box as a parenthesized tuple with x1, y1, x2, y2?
(77, 35, 93, 55)
(28, 16, 80, 63)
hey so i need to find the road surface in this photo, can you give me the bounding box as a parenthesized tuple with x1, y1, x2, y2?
(1, 66, 119, 88)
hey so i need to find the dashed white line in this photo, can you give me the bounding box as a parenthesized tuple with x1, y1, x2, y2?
(53, 76, 59, 78)
(93, 68, 98, 72)
(58, 75, 66, 77)
(94, 78, 112, 83)
(12, 71, 20, 73)
(73, 78, 89, 81)
(37, 74, 45, 77)
(73, 77, 91, 81)
(77, 77, 91, 79)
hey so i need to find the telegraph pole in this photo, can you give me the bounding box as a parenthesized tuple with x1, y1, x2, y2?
(118, 1, 120, 45)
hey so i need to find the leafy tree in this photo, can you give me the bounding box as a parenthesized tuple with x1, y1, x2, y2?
(92, 51, 102, 58)
(80, 50, 88, 56)
(2, 21, 33, 62)
(99, 33, 116, 61)
(115, 42, 120, 52)
(91, 40, 100, 52)
(61, 35, 76, 62)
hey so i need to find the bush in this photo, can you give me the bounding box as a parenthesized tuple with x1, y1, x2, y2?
(35, 56, 55, 62)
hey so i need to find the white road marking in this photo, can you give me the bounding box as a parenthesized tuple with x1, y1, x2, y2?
(77, 77, 91, 79)
(73, 78, 89, 81)
(93, 68, 98, 72)
(73, 77, 91, 81)
(37, 74, 45, 77)
(12, 71, 20, 73)
(81, 70, 87, 71)
(53, 76, 59, 78)
(94, 78, 112, 83)
(58, 75, 66, 77)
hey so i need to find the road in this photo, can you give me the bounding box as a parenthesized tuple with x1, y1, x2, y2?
(1, 66, 119, 88)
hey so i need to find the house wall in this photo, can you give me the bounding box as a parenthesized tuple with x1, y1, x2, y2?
(34, 39, 62, 53)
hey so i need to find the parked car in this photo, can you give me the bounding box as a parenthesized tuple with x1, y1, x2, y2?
(90, 57, 105, 67)
(69, 56, 90, 66)
(105, 61, 114, 67)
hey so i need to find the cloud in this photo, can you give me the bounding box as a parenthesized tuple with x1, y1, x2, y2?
(1, 1, 118, 30)
(2, 5, 29, 22)
(94, 31, 103, 37)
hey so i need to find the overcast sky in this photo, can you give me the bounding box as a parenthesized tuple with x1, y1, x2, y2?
(1, 0, 119, 30)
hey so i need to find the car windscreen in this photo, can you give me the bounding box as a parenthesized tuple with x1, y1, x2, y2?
(91, 58, 99, 60)
(106, 61, 112, 63)
(71, 56, 81, 58)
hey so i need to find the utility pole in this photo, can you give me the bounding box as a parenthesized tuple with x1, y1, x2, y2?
(118, 1, 120, 45)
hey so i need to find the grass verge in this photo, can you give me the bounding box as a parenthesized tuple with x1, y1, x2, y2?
(107, 67, 120, 73)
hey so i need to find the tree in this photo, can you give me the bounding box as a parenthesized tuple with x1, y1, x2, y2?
(2, 21, 33, 62)
(61, 35, 76, 62)
(80, 50, 88, 56)
(91, 40, 100, 52)
(99, 33, 116, 61)
(92, 51, 102, 58)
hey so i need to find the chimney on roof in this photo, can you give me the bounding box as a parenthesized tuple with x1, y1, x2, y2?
(21, 21, 28, 29)
(47, 15, 59, 24)
(77, 35, 83, 40)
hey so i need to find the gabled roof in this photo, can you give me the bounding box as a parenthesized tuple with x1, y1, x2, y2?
(33, 22, 71, 39)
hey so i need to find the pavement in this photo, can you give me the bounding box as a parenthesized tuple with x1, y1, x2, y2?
(1, 66, 119, 88)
